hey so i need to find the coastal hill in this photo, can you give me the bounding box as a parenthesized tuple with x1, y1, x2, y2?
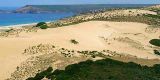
(14, 5, 43, 13)
(13, 4, 154, 13)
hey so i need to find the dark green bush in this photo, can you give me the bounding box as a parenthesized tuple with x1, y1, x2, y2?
(36, 22, 48, 29)
(27, 58, 160, 80)
(70, 39, 79, 44)
(154, 50, 160, 55)
(36, 22, 47, 27)
(153, 64, 160, 74)
(149, 39, 160, 47)
(39, 25, 48, 29)
(26, 67, 53, 80)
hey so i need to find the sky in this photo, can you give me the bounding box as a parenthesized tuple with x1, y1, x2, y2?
(0, 0, 159, 7)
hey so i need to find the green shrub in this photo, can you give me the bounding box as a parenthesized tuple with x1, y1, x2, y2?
(144, 14, 160, 19)
(36, 22, 47, 27)
(36, 22, 48, 29)
(39, 25, 48, 29)
(153, 64, 160, 74)
(149, 39, 160, 47)
(5, 29, 13, 32)
(70, 39, 79, 44)
(26, 67, 53, 80)
(154, 50, 160, 55)
(27, 58, 160, 80)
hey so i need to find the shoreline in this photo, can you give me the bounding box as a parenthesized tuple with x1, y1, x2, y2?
(0, 21, 51, 30)
(0, 23, 37, 28)
(0, 23, 37, 32)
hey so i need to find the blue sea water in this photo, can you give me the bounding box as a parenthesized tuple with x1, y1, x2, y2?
(0, 13, 74, 27)
(0, 4, 155, 27)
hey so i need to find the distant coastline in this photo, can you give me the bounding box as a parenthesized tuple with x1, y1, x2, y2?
(0, 4, 157, 27)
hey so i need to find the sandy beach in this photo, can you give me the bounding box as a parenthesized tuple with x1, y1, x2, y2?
(0, 21, 160, 79)
(0, 21, 53, 29)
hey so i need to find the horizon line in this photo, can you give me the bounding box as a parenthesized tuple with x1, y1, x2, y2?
(0, 3, 159, 7)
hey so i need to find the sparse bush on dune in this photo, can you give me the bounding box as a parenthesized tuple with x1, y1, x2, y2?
(149, 39, 160, 47)
(70, 39, 79, 44)
(36, 22, 47, 27)
(39, 25, 48, 29)
(5, 28, 14, 32)
(154, 50, 160, 55)
(36, 22, 48, 29)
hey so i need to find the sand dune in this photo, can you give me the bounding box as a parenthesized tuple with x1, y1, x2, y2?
(0, 21, 160, 79)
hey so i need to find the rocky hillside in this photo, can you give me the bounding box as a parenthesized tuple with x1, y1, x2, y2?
(14, 5, 43, 13)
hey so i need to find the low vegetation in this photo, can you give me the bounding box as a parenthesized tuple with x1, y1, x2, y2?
(26, 67, 53, 80)
(144, 14, 160, 19)
(154, 50, 160, 55)
(77, 50, 105, 58)
(149, 39, 160, 47)
(145, 7, 160, 14)
(5, 28, 14, 32)
(27, 58, 160, 80)
(51, 15, 160, 28)
(36, 22, 48, 29)
(39, 25, 48, 29)
(70, 39, 79, 44)
(36, 22, 47, 27)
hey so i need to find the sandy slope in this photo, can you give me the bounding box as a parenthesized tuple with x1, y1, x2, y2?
(0, 21, 160, 79)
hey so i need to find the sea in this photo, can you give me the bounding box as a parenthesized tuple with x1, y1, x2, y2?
(0, 4, 155, 27)
(0, 13, 74, 27)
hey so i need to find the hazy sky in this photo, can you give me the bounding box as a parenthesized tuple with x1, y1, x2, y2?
(0, 0, 159, 7)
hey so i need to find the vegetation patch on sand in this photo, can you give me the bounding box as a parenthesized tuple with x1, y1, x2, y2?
(48, 9, 160, 28)
(7, 43, 160, 80)
(144, 5, 160, 13)
(0, 27, 39, 37)
(70, 39, 79, 44)
(27, 58, 160, 80)
(154, 50, 160, 56)
(36, 22, 48, 29)
(149, 39, 160, 47)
